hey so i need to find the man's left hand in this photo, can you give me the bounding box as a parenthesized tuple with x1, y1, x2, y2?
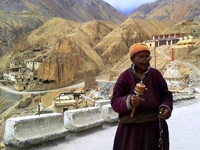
(158, 107, 170, 119)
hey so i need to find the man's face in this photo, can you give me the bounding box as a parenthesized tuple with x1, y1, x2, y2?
(131, 51, 151, 71)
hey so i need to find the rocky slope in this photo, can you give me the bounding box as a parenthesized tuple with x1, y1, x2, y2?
(7, 18, 117, 89)
(2, 0, 200, 144)
(1, 17, 174, 89)
(5, 16, 200, 88)
(0, 0, 127, 58)
(94, 18, 173, 66)
(129, 0, 200, 23)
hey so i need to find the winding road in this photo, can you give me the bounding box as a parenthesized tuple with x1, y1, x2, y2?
(1, 45, 199, 95)
(156, 45, 200, 75)
(0, 76, 109, 95)
(0, 82, 84, 95)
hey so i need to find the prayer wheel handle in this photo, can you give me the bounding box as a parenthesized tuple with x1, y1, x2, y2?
(130, 105, 137, 118)
(130, 87, 148, 118)
(130, 94, 139, 118)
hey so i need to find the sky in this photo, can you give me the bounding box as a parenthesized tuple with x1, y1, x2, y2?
(103, 0, 156, 15)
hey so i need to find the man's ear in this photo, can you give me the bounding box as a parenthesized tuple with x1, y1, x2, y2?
(131, 57, 135, 63)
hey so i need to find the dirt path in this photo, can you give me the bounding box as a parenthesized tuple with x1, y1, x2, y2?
(156, 45, 200, 75)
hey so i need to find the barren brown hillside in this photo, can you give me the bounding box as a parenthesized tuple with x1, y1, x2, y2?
(0, 17, 174, 90)
(129, 0, 200, 23)
(163, 18, 200, 35)
(1, 18, 117, 90)
(2, 17, 200, 144)
(2, 0, 200, 146)
(0, 0, 127, 58)
(94, 18, 173, 65)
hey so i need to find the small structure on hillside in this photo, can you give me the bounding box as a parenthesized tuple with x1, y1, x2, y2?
(26, 60, 42, 71)
(10, 58, 24, 68)
(84, 76, 96, 89)
(14, 80, 27, 91)
(73, 90, 85, 100)
(52, 93, 78, 113)
(1, 58, 42, 91)
(148, 32, 196, 48)
(162, 48, 196, 100)
(152, 33, 185, 47)
(77, 95, 95, 108)
(176, 35, 196, 48)
(163, 48, 184, 91)
(3, 68, 21, 81)
(50, 87, 104, 113)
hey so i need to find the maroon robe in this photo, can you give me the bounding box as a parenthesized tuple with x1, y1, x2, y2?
(111, 67, 173, 150)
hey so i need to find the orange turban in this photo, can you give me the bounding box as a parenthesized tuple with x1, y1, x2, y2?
(129, 43, 150, 59)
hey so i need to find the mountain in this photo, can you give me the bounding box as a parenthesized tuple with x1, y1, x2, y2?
(0, 17, 173, 89)
(111, 16, 200, 81)
(0, 17, 174, 141)
(129, 0, 200, 23)
(94, 18, 173, 66)
(0, 0, 127, 58)
(6, 18, 116, 89)
(0, 0, 126, 24)
(2, 0, 200, 89)
(2, 0, 200, 143)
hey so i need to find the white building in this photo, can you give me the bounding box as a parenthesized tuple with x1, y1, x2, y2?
(26, 61, 42, 71)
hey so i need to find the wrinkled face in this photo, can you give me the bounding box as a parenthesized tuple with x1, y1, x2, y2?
(131, 51, 151, 72)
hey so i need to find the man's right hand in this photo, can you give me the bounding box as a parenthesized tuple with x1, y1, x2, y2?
(130, 95, 145, 107)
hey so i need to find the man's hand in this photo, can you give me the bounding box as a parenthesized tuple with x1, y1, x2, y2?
(130, 95, 145, 107)
(158, 107, 170, 119)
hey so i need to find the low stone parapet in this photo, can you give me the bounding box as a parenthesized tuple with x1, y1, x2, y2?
(64, 107, 104, 132)
(3, 113, 68, 148)
(101, 104, 118, 123)
(95, 99, 111, 108)
(173, 93, 195, 102)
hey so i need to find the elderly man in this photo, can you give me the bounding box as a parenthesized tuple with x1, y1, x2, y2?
(111, 43, 173, 150)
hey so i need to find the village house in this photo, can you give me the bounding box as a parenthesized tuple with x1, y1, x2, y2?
(146, 32, 196, 49)
(146, 33, 185, 47)
(176, 35, 196, 48)
(153, 33, 184, 47)
(3, 69, 10, 81)
(3, 68, 21, 81)
(52, 93, 78, 113)
(14, 82, 27, 91)
(1, 57, 43, 91)
(9, 58, 24, 68)
(26, 60, 42, 71)
(14, 68, 34, 91)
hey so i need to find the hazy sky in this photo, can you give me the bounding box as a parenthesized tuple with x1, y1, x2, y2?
(103, 0, 156, 15)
